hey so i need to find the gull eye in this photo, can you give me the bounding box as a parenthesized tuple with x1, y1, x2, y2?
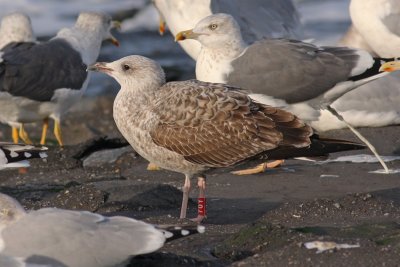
(123, 64, 130, 71)
(209, 24, 218, 30)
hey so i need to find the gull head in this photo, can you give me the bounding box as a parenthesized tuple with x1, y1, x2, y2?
(75, 12, 121, 46)
(0, 12, 35, 49)
(88, 55, 166, 90)
(0, 193, 26, 229)
(175, 13, 243, 49)
(379, 60, 400, 72)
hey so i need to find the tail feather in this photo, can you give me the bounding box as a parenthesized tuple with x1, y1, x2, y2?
(265, 135, 365, 160)
(0, 143, 48, 164)
(155, 225, 205, 243)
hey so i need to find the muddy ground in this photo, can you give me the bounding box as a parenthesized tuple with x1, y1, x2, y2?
(0, 95, 400, 267)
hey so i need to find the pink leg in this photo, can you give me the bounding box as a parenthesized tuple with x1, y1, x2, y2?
(180, 175, 191, 219)
(191, 176, 206, 223)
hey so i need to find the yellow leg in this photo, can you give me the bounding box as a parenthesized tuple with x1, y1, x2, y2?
(231, 160, 285, 175)
(19, 124, 33, 145)
(54, 120, 64, 147)
(12, 127, 19, 144)
(147, 162, 162, 171)
(40, 118, 49, 145)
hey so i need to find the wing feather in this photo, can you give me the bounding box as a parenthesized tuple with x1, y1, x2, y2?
(150, 80, 312, 167)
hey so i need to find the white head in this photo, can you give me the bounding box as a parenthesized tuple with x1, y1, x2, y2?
(175, 13, 244, 49)
(0, 12, 35, 49)
(88, 55, 166, 91)
(0, 193, 26, 230)
(74, 12, 120, 46)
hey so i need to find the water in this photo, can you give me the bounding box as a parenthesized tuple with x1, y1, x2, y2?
(0, 0, 353, 95)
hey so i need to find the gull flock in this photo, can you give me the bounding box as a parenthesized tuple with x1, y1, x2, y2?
(0, 0, 400, 266)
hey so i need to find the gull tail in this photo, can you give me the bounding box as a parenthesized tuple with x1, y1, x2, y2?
(156, 225, 205, 243)
(266, 135, 365, 160)
(0, 143, 47, 169)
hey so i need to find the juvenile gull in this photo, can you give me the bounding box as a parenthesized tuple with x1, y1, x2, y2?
(153, 0, 303, 60)
(0, 143, 47, 170)
(317, 0, 400, 131)
(0, 193, 205, 267)
(175, 13, 400, 174)
(0, 12, 120, 146)
(89, 55, 365, 222)
(0, 12, 36, 144)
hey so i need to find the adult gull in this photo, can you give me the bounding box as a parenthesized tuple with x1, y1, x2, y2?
(0, 143, 47, 170)
(153, 0, 303, 60)
(0, 12, 120, 146)
(318, 0, 400, 131)
(0, 193, 205, 267)
(89, 55, 365, 222)
(175, 13, 400, 174)
(0, 12, 36, 144)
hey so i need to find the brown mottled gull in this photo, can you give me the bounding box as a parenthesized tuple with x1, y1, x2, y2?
(89, 55, 365, 222)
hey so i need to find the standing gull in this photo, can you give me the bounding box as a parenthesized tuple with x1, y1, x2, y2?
(153, 0, 303, 60)
(0, 193, 204, 267)
(175, 13, 400, 174)
(0, 143, 47, 170)
(316, 0, 400, 131)
(89, 55, 365, 222)
(0, 12, 120, 146)
(0, 12, 36, 144)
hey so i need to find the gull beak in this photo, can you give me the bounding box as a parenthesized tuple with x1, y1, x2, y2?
(159, 17, 166, 35)
(87, 62, 113, 75)
(379, 60, 400, 72)
(109, 36, 120, 47)
(108, 20, 121, 47)
(175, 29, 200, 41)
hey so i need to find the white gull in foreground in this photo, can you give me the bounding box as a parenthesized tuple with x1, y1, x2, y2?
(0, 12, 120, 146)
(0, 193, 204, 267)
(89, 55, 365, 222)
(153, 0, 303, 60)
(0, 143, 47, 170)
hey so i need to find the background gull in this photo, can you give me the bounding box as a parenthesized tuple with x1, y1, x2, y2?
(0, 193, 205, 267)
(153, 0, 303, 60)
(0, 12, 37, 144)
(0, 12, 35, 50)
(0, 12, 119, 146)
(0, 143, 47, 170)
(315, 0, 400, 131)
(175, 13, 397, 119)
(89, 55, 365, 222)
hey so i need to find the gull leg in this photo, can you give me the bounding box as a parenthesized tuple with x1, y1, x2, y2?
(19, 124, 33, 145)
(180, 175, 191, 219)
(146, 162, 162, 171)
(231, 160, 285, 175)
(12, 127, 19, 144)
(191, 176, 206, 223)
(40, 118, 49, 145)
(54, 119, 64, 147)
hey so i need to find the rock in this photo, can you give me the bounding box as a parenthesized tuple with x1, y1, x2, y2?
(83, 146, 133, 168)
